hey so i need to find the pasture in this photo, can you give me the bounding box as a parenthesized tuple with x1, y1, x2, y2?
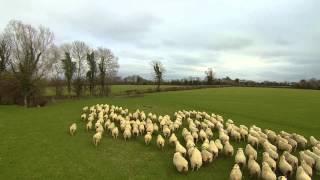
(0, 87, 320, 179)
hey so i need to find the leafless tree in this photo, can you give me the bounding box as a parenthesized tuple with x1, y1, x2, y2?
(0, 32, 11, 75)
(205, 67, 215, 85)
(96, 47, 119, 96)
(151, 60, 165, 91)
(5, 20, 54, 106)
(48, 45, 63, 96)
(71, 41, 89, 97)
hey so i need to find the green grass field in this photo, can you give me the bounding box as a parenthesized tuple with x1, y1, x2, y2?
(45, 85, 179, 96)
(1, 87, 320, 179)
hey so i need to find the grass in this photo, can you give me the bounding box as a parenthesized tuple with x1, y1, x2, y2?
(0, 87, 320, 179)
(44, 84, 180, 96)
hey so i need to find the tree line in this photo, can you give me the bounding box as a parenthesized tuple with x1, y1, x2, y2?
(0, 20, 119, 107)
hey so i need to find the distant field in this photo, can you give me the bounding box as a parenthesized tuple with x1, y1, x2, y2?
(1, 87, 320, 179)
(44, 85, 180, 96)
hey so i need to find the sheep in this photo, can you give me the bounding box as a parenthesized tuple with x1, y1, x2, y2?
(219, 130, 230, 143)
(173, 152, 188, 173)
(201, 149, 213, 163)
(175, 141, 187, 156)
(86, 121, 93, 131)
(199, 129, 207, 142)
(301, 160, 313, 177)
(139, 124, 145, 134)
(247, 155, 261, 178)
(283, 151, 298, 170)
(223, 141, 234, 156)
(299, 151, 315, 167)
(192, 131, 199, 143)
(248, 134, 259, 149)
(215, 139, 223, 152)
(144, 132, 152, 145)
(153, 123, 159, 132)
(81, 113, 86, 121)
(296, 166, 311, 180)
(292, 133, 308, 149)
(111, 127, 119, 139)
(93, 132, 102, 146)
(277, 176, 287, 180)
(163, 125, 171, 138)
(96, 124, 104, 134)
(310, 136, 319, 146)
(189, 147, 203, 171)
(264, 146, 279, 160)
(313, 146, 320, 156)
(169, 133, 178, 145)
(278, 140, 292, 152)
(229, 164, 242, 180)
(186, 139, 195, 149)
(123, 128, 132, 141)
(235, 148, 246, 168)
(69, 123, 77, 136)
(245, 144, 257, 160)
(262, 152, 276, 171)
(157, 134, 165, 150)
(231, 129, 241, 142)
(261, 162, 276, 180)
(208, 140, 219, 159)
(278, 155, 293, 177)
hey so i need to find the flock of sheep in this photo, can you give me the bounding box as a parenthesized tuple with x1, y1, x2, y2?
(69, 104, 320, 180)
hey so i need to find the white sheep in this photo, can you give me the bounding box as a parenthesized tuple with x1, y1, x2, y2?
(81, 113, 86, 121)
(245, 144, 257, 160)
(123, 128, 132, 141)
(301, 160, 313, 177)
(169, 133, 178, 145)
(313, 146, 320, 156)
(283, 151, 298, 170)
(262, 152, 276, 171)
(144, 132, 152, 145)
(199, 129, 207, 142)
(278, 155, 293, 177)
(215, 139, 223, 152)
(201, 149, 213, 163)
(296, 166, 311, 180)
(299, 151, 315, 167)
(247, 134, 259, 149)
(93, 132, 102, 146)
(157, 134, 165, 150)
(173, 152, 188, 173)
(235, 148, 246, 168)
(189, 147, 202, 171)
(229, 164, 242, 180)
(163, 125, 171, 138)
(261, 162, 276, 180)
(310, 136, 319, 146)
(69, 123, 77, 136)
(247, 155, 261, 178)
(208, 140, 219, 159)
(223, 141, 234, 156)
(111, 127, 119, 139)
(86, 121, 92, 131)
(175, 141, 187, 156)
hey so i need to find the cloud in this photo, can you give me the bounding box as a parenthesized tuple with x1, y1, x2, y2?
(1, 0, 320, 81)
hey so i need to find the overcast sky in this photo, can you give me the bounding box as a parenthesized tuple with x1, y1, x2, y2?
(0, 0, 319, 81)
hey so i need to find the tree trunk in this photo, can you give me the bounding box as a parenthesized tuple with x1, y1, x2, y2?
(24, 95, 28, 107)
(157, 78, 160, 91)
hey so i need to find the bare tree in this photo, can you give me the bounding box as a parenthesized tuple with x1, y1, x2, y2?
(48, 45, 63, 96)
(96, 47, 119, 96)
(5, 20, 54, 107)
(61, 52, 75, 96)
(71, 41, 89, 97)
(0, 32, 11, 75)
(86, 51, 96, 96)
(151, 60, 165, 91)
(205, 67, 215, 85)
